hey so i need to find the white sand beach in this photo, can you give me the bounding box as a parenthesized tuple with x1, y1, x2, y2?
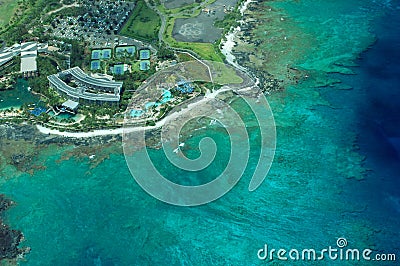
(36, 88, 232, 138)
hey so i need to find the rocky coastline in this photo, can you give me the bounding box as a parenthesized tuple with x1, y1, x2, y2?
(220, 1, 287, 94)
(0, 123, 125, 173)
(0, 194, 29, 262)
(220, 0, 315, 93)
(0, 124, 122, 146)
(0, 123, 126, 262)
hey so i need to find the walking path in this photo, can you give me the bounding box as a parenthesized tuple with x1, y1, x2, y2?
(47, 2, 79, 16)
(36, 88, 231, 138)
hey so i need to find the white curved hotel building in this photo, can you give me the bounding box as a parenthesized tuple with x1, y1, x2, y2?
(48, 67, 123, 105)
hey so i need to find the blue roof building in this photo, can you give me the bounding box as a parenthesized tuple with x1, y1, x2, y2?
(176, 80, 194, 93)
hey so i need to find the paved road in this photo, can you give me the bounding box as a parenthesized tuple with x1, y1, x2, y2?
(144, 0, 257, 84)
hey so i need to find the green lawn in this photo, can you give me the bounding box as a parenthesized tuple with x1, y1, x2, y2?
(131, 61, 140, 71)
(0, 0, 18, 28)
(120, 0, 161, 42)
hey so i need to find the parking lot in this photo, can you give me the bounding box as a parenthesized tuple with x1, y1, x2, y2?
(48, 0, 135, 46)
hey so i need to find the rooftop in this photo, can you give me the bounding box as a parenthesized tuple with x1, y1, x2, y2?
(20, 50, 38, 73)
(63, 66, 123, 92)
(48, 67, 123, 103)
(62, 100, 79, 111)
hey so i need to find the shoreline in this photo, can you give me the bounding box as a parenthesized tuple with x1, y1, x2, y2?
(219, 0, 282, 90)
(4, 0, 262, 140)
(220, 0, 253, 73)
(36, 88, 232, 138)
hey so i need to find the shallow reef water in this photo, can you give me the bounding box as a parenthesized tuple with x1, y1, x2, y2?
(0, 0, 399, 265)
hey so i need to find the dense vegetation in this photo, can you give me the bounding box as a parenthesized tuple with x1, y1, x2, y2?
(120, 0, 161, 43)
(28, 57, 63, 106)
(115, 66, 157, 110)
(0, 57, 20, 90)
(0, 0, 67, 44)
(0, 0, 18, 29)
(70, 40, 90, 69)
(157, 44, 176, 60)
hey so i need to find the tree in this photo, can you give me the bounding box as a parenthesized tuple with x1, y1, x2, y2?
(70, 40, 85, 67)
(157, 45, 175, 60)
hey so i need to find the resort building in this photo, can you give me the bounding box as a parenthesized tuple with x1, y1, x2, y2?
(61, 100, 79, 113)
(19, 42, 39, 77)
(20, 50, 38, 77)
(47, 66, 123, 105)
(0, 50, 14, 69)
(176, 80, 194, 93)
(0, 41, 48, 76)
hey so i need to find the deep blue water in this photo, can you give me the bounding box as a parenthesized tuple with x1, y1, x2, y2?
(356, 5, 400, 182)
(356, 5, 400, 253)
(320, 3, 400, 254)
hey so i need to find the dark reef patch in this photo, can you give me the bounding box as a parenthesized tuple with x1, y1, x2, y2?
(0, 194, 28, 261)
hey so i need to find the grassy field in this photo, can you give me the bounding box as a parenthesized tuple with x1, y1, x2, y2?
(120, 0, 161, 42)
(0, 0, 18, 28)
(209, 61, 243, 84)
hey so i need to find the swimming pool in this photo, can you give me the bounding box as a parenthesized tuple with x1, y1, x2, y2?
(161, 89, 173, 103)
(48, 111, 77, 121)
(145, 102, 157, 109)
(130, 109, 144, 117)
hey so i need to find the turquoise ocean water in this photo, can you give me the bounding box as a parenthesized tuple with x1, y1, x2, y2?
(1, 0, 399, 265)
